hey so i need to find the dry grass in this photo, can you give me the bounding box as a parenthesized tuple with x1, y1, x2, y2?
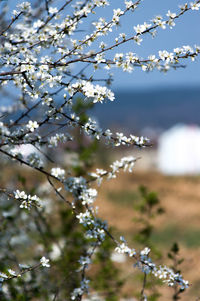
(96, 170, 200, 300)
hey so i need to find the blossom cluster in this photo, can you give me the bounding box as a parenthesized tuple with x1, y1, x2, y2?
(113, 243, 189, 290)
(48, 133, 73, 147)
(0, 256, 50, 288)
(51, 167, 66, 180)
(71, 278, 90, 300)
(115, 241, 136, 258)
(68, 113, 149, 147)
(68, 80, 115, 103)
(109, 45, 200, 74)
(27, 152, 44, 168)
(89, 155, 137, 185)
(14, 190, 42, 210)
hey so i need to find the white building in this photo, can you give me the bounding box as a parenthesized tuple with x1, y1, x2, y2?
(158, 124, 200, 175)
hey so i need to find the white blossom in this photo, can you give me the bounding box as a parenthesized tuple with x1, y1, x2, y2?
(26, 120, 39, 132)
(14, 190, 27, 200)
(51, 167, 65, 180)
(76, 210, 93, 225)
(14, 190, 41, 210)
(190, 2, 200, 10)
(40, 256, 50, 267)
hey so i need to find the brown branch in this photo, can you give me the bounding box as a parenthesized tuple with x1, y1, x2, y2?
(37, 0, 74, 32)
(0, 12, 23, 36)
(0, 148, 61, 182)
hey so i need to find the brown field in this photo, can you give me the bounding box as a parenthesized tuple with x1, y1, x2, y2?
(96, 170, 200, 300)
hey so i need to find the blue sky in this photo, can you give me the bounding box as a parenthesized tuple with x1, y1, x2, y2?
(2, 0, 200, 90)
(92, 0, 200, 90)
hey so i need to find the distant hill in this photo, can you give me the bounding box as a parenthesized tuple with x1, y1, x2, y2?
(91, 86, 200, 133)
